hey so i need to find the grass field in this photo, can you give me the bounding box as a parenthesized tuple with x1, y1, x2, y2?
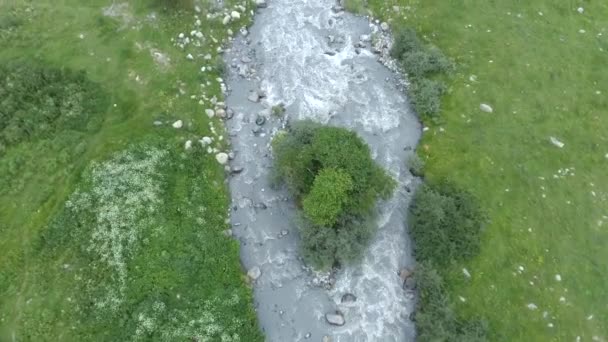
(349, 0, 608, 340)
(0, 0, 262, 340)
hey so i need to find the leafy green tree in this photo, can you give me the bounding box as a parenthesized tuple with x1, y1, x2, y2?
(272, 121, 395, 269)
(303, 168, 353, 227)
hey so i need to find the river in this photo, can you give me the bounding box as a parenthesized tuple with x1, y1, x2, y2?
(223, 0, 421, 340)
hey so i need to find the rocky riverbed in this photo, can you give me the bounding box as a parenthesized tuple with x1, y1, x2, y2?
(222, 0, 421, 340)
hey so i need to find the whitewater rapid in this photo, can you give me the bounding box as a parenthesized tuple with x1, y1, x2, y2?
(224, 0, 421, 340)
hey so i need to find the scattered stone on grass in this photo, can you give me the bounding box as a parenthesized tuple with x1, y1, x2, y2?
(480, 103, 493, 113)
(550, 136, 565, 148)
(215, 152, 229, 165)
(172, 119, 183, 128)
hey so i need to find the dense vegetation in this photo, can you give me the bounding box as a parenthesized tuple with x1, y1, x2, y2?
(347, 0, 608, 340)
(409, 182, 487, 341)
(272, 121, 395, 269)
(0, 0, 262, 340)
(391, 28, 451, 122)
(0, 62, 107, 154)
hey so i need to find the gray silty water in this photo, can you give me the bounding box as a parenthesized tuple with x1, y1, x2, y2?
(224, 0, 421, 341)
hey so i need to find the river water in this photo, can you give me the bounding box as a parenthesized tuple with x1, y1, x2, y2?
(223, 0, 421, 340)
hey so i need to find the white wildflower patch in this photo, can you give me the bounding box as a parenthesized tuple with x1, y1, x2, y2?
(133, 294, 243, 341)
(67, 147, 168, 312)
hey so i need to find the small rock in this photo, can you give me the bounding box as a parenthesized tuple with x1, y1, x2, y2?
(225, 108, 234, 120)
(247, 266, 261, 280)
(550, 136, 565, 148)
(223, 229, 233, 237)
(527, 303, 538, 310)
(325, 312, 345, 326)
(360, 34, 371, 42)
(241, 56, 252, 63)
(341, 293, 357, 304)
(184, 140, 192, 150)
(215, 152, 229, 165)
(186, 53, 194, 60)
(380, 22, 390, 31)
(399, 268, 413, 283)
(172, 120, 183, 128)
(228, 152, 235, 160)
(255, 0, 268, 8)
(255, 115, 266, 126)
(462, 268, 471, 278)
(280, 229, 289, 236)
(304, 332, 311, 339)
(555, 274, 562, 282)
(480, 103, 493, 113)
(153, 120, 163, 126)
(222, 15, 231, 25)
(254, 202, 267, 210)
(322, 336, 331, 342)
(248, 91, 260, 102)
(577, 7, 584, 14)
(205, 109, 215, 118)
(331, 5, 344, 13)
(216, 109, 226, 118)
(231, 166, 244, 174)
(231, 11, 241, 19)
(404, 277, 417, 290)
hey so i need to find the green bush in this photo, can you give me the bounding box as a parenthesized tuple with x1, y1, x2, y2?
(391, 27, 451, 122)
(273, 121, 395, 269)
(271, 103, 286, 117)
(401, 47, 452, 79)
(409, 181, 485, 268)
(408, 153, 425, 177)
(409, 78, 446, 121)
(414, 262, 488, 342)
(303, 168, 353, 227)
(0, 61, 107, 154)
(391, 28, 423, 60)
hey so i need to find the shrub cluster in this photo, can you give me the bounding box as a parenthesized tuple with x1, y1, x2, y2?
(273, 121, 395, 269)
(409, 181, 484, 268)
(414, 262, 488, 342)
(0, 61, 107, 154)
(391, 28, 452, 122)
(408, 181, 487, 341)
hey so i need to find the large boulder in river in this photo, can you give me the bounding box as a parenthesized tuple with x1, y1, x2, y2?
(325, 311, 345, 326)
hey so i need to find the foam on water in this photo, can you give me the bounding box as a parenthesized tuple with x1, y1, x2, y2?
(224, 0, 421, 340)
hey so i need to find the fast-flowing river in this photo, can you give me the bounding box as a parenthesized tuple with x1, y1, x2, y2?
(223, 0, 421, 340)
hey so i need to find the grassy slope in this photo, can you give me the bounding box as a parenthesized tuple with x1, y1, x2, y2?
(0, 0, 262, 340)
(353, 0, 607, 341)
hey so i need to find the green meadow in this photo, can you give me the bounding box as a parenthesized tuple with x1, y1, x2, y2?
(348, 0, 608, 340)
(0, 1, 262, 340)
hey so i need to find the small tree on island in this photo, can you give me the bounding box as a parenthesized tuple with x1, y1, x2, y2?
(272, 121, 395, 270)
